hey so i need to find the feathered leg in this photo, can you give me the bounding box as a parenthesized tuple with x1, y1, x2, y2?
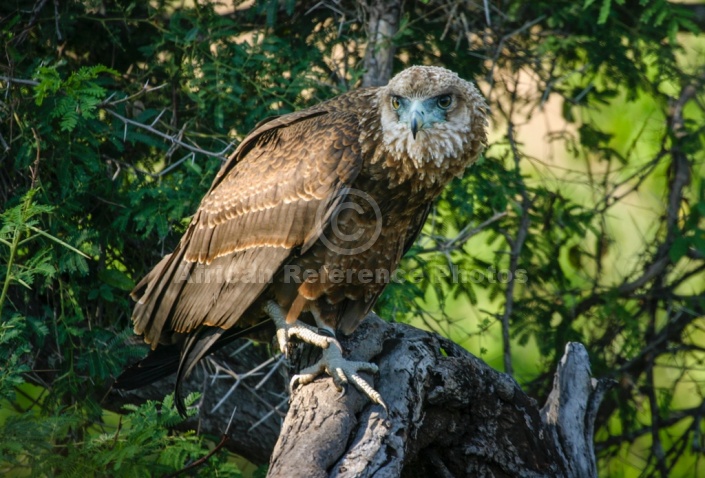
(264, 300, 387, 412)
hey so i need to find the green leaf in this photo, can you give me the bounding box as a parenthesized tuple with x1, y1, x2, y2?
(98, 269, 135, 291)
(185, 27, 200, 43)
(598, 0, 612, 24)
(668, 236, 689, 263)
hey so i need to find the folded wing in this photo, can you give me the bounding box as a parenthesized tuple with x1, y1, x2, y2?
(131, 107, 365, 348)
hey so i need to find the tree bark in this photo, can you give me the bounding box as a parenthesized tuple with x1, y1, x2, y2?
(361, 0, 401, 87)
(268, 315, 611, 477)
(107, 314, 611, 476)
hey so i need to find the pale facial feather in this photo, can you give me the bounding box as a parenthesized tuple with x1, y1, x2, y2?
(376, 66, 488, 185)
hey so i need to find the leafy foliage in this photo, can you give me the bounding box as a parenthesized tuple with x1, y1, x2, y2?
(0, 393, 241, 477)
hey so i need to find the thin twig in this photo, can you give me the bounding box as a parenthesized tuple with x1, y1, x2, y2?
(419, 211, 508, 254)
(483, 0, 491, 26)
(255, 354, 285, 390)
(0, 132, 10, 152)
(53, 0, 62, 41)
(486, 15, 546, 95)
(14, 0, 49, 45)
(500, 120, 532, 377)
(104, 82, 169, 106)
(162, 434, 230, 478)
(247, 396, 288, 432)
(102, 108, 233, 160)
(645, 344, 668, 477)
(0, 75, 40, 86)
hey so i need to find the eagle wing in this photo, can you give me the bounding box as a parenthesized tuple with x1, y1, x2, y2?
(131, 107, 365, 348)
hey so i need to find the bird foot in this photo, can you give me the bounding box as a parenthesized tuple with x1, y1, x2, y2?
(290, 344, 387, 412)
(264, 301, 341, 356)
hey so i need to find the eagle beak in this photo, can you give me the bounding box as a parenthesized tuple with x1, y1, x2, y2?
(410, 113, 421, 139)
(408, 101, 425, 140)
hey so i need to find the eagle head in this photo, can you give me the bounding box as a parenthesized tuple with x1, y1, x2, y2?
(378, 66, 488, 180)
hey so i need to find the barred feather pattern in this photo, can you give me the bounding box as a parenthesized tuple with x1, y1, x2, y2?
(125, 66, 488, 393)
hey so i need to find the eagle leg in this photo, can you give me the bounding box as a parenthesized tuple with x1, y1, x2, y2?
(264, 300, 387, 412)
(290, 345, 387, 413)
(263, 300, 341, 356)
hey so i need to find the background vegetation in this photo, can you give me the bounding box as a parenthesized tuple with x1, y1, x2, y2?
(1, 0, 703, 476)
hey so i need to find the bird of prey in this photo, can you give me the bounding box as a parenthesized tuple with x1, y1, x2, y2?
(115, 66, 488, 414)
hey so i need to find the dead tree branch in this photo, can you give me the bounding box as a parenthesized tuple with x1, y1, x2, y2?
(106, 339, 284, 464)
(268, 315, 608, 477)
(109, 314, 610, 476)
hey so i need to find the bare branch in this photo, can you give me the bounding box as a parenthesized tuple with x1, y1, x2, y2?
(52, 0, 62, 42)
(102, 108, 234, 161)
(0, 75, 41, 86)
(419, 211, 508, 254)
(499, 120, 532, 377)
(0, 74, 233, 168)
(14, 0, 50, 45)
(572, 73, 701, 319)
(106, 339, 284, 464)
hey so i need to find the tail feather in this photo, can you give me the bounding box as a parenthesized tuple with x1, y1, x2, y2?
(113, 320, 272, 416)
(174, 327, 224, 417)
(113, 343, 181, 390)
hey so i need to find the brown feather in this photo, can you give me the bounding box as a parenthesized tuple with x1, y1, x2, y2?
(131, 101, 367, 347)
(126, 67, 489, 403)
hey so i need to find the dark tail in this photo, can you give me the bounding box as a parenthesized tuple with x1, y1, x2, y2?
(113, 342, 183, 390)
(113, 320, 272, 416)
(173, 327, 224, 416)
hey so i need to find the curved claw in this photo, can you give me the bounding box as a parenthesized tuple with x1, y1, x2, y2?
(333, 367, 350, 389)
(289, 368, 321, 392)
(287, 343, 387, 412)
(336, 383, 348, 400)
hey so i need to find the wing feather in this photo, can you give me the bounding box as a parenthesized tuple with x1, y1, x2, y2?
(132, 107, 364, 348)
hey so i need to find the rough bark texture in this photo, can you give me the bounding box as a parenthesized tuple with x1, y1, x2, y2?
(268, 315, 609, 477)
(540, 343, 615, 478)
(107, 314, 610, 476)
(361, 0, 401, 87)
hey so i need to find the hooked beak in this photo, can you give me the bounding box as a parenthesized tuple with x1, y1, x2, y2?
(408, 101, 425, 140)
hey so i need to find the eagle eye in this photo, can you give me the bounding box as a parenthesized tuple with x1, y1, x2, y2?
(391, 96, 401, 110)
(437, 94, 452, 109)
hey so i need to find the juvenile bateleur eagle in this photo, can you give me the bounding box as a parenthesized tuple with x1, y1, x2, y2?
(115, 66, 489, 414)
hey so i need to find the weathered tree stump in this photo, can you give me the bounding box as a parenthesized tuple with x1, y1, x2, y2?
(107, 314, 611, 476)
(268, 314, 611, 477)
